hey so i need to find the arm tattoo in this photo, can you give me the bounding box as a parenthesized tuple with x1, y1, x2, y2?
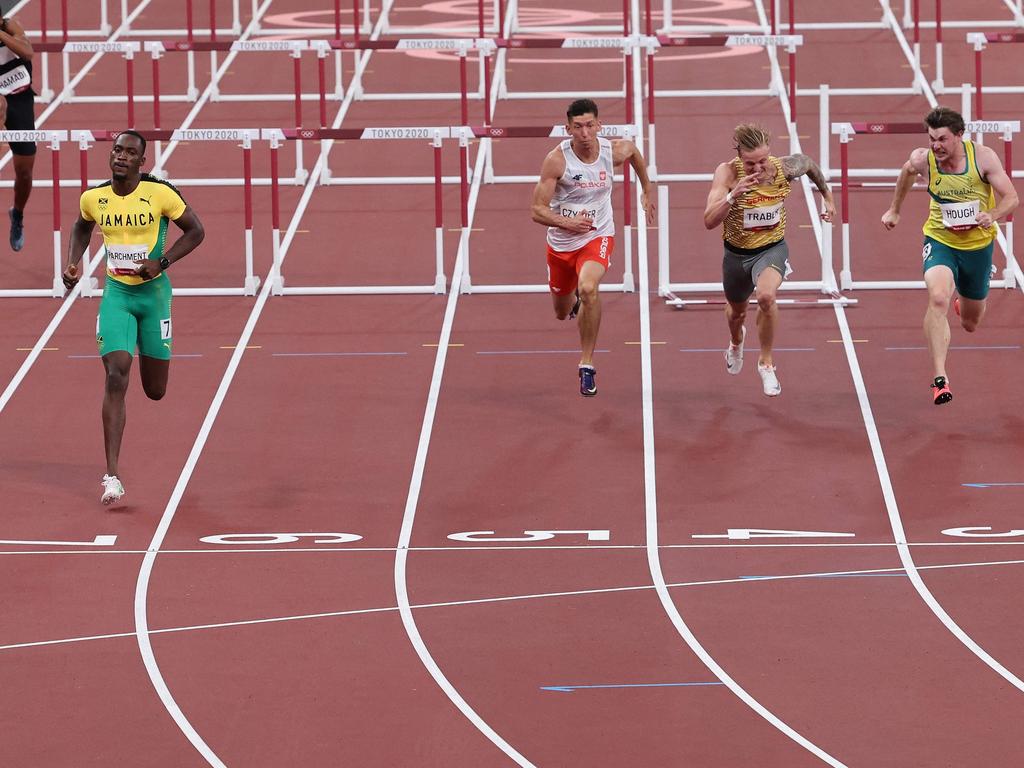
(781, 153, 829, 195)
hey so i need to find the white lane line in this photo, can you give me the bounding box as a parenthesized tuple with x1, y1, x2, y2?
(638, 2, 846, 764)
(391, 24, 536, 768)
(832, 307, 1024, 695)
(9, 556, 1024, 653)
(824, 0, 1024, 699)
(128, 3, 294, 766)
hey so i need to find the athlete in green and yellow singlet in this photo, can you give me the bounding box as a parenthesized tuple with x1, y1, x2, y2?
(883, 107, 1018, 405)
(63, 130, 205, 504)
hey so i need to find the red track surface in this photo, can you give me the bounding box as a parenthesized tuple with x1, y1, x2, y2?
(1, 0, 1023, 765)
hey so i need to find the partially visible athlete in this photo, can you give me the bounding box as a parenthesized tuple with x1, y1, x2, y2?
(0, 13, 37, 251)
(63, 130, 205, 504)
(531, 98, 655, 396)
(704, 123, 835, 397)
(882, 107, 1018, 405)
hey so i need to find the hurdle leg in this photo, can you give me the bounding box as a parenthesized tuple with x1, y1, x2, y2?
(270, 137, 284, 295)
(242, 135, 260, 296)
(458, 129, 473, 294)
(433, 132, 446, 294)
(657, 185, 669, 296)
(50, 139, 63, 298)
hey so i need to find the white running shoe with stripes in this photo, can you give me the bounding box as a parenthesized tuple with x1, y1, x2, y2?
(725, 326, 745, 375)
(101, 474, 125, 505)
(757, 362, 781, 397)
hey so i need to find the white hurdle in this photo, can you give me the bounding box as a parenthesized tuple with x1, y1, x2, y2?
(833, 119, 1020, 291)
(0, 131, 68, 298)
(455, 124, 637, 295)
(265, 127, 449, 296)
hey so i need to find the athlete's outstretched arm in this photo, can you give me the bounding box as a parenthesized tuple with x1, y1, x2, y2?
(882, 148, 928, 230)
(62, 215, 96, 290)
(612, 140, 656, 225)
(976, 144, 1020, 227)
(781, 153, 836, 222)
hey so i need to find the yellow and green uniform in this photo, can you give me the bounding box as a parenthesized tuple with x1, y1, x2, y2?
(723, 156, 791, 250)
(921, 140, 996, 300)
(80, 174, 188, 360)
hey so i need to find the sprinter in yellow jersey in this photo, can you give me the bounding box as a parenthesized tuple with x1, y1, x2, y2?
(882, 107, 1018, 405)
(62, 130, 205, 504)
(704, 123, 835, 397)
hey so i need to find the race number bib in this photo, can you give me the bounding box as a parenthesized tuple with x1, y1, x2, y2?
(939, 199, 980, 231)
(105, 244, 149, 275)
(0, 65, 32, 96)
(743, 202, 783, 230)
(558, 203, 597, 229)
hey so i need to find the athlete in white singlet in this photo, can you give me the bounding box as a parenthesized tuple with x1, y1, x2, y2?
(531, 98, 655, 397)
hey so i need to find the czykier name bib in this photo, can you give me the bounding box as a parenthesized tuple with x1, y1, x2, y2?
(939, 199, 980, 231)
(106, 243, 150, 275)
(743, 202, 783, 231)
(0, 64, 31, 96)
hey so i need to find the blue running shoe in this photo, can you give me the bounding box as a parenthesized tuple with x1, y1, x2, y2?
(9, 207, 24, 252)
(579, 365, 597, 397)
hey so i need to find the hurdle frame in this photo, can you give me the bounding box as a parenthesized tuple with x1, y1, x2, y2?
(264, 127, 449, 296)
(966, 33, 1024, 119)
(833, 119, 1020, 291)
(455, 124, 637, 295)
(0, 130, 68, 298)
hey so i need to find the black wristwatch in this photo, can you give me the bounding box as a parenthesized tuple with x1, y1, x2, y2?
(1, 19, 9, 34)
(159, 256, 170, 270)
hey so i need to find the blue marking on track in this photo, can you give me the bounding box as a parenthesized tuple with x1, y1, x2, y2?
(962, 482, 1024, 488)
(541, 682, 724, 693)
(679, 347, 815, 353)
(740, 572, 906, 580)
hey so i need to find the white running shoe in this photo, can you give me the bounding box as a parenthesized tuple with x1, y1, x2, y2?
(725, 326, 745, 375)
(757, 362, 781, 397)
(101, 474, 125, 505)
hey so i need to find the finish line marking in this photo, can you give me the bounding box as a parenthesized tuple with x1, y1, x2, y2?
(5, 556, 1024, 653)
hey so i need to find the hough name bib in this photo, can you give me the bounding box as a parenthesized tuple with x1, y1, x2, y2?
(939, 199, 981, 230)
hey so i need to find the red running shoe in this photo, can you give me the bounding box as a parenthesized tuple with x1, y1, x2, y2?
(932, 376, 952, 405)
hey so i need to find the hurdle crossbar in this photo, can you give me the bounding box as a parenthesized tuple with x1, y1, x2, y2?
(967, 33, 1024, 119)
(264, 127, 449, 296)
(832, 119, 1019, 290)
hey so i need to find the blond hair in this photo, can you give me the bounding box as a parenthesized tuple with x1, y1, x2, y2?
(733, 123, 772, 153)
